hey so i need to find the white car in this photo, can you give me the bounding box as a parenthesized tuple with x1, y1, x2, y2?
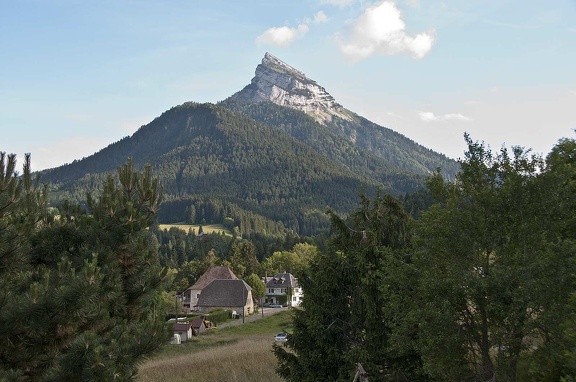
(274, 332, 289, 342)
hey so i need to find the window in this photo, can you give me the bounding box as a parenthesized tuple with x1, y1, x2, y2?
(293, 297, 297, 301)
(268, 289, 274, 293)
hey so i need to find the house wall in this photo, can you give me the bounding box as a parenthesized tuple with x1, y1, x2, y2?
(265, 287, 303, 307)
(175, 328, 193, 342)
(197, 323, 206, 335)
(183, 288, 202, 313)
(244, 291, 254, 314)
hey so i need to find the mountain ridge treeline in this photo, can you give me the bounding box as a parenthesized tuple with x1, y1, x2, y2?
(40, 101, 457, 237)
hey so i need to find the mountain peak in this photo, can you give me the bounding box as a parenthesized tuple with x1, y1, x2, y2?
(262, 52, 307, 79)
(229, 53, 353, 123)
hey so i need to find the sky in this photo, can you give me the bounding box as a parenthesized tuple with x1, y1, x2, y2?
(2, 0, 575, 171)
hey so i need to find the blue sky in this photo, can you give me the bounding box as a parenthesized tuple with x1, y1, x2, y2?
(2, 0, 575, 171)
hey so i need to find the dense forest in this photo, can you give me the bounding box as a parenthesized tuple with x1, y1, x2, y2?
(220, 99, 460, 180)
(40, 102, 441, 236)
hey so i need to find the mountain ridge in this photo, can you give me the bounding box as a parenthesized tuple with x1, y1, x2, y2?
(40, 53, 459, 236)
(43, 102, 405, 236)
(225, 53, 458, 179)
(229, 52, 353, 124)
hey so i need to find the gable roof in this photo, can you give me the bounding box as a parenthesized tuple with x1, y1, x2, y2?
(188, 266, 238, 291)
(190, 317, 206, 329)
(265, 273, 298, 288)
(197, 279, 252, 308)
(173, 322, 192, 331)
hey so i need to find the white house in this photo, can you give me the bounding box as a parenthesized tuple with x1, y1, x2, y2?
(173, 322, 193, 342)
(264, 273, 303, 307)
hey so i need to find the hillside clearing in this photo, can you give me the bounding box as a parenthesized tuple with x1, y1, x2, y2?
(157, 223, 232, 236)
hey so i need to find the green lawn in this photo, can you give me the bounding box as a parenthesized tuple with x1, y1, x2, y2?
(137, 310, 293, 382)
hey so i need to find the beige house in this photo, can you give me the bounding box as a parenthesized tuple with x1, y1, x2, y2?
(182, 266, 238, 313)
(197, 279, 254, 315)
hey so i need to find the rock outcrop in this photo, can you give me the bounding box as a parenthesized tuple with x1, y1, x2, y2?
(229, 53, 353, 123)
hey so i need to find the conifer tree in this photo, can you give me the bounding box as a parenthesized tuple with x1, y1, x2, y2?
(274, 192, 423, 381)
(0, 155, 170, 381)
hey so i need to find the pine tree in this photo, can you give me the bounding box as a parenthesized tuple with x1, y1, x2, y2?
(0, 155, 170, 381)
(274, 192, 424, 381)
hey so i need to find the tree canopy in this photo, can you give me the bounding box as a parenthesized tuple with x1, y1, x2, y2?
(275, 135, 576, 381)
(0, 155, 170, 381)
(274, 192, 421, 381)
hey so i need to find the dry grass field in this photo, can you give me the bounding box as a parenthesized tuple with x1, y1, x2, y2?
(137, 334, 282, 382)
(137, 311, 291, 382)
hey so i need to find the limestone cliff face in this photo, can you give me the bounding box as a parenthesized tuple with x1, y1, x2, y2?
(229, 53, 353, 123)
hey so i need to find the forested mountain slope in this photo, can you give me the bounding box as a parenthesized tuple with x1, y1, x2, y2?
(40, 53, 460, 237)
(41, 103, 426, 236)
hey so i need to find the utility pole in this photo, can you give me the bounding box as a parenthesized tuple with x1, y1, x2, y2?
(242, 283, 245, 323)
(175, 291, 182, 322)
(175, 292, 178, 322)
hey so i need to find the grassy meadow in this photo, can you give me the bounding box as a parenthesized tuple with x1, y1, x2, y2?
(157, 223, 232, 236)
(137, 310, 293, 382)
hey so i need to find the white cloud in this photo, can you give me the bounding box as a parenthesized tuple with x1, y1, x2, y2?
(256, 24, 309, 46)
(256, 10, 327, 47)
(419, 111, 438, 122)
(419, 111, 471, 122)
(568, 90, 576, 96)
(336, 0, 436, 61)
(314, 11, 329, 24)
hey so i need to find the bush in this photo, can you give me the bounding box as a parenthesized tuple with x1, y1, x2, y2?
(205, 309, 232, 324)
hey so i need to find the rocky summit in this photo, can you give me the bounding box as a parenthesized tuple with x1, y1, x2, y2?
(229, 52, 353, 123)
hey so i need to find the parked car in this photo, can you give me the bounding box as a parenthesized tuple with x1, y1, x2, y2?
(274, 332, 289, 342)
(269, 304, 282, 308)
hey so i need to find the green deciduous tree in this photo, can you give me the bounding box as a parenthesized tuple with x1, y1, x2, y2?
(522, 137, 576, 380)
(414, 135, 576, 381)
(244, 273, 265, 302)
(229, 239, 259, 278)
(171, 259, 204, 292)
(0, 155, 170, 381)
(261, 243, 318, 276)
